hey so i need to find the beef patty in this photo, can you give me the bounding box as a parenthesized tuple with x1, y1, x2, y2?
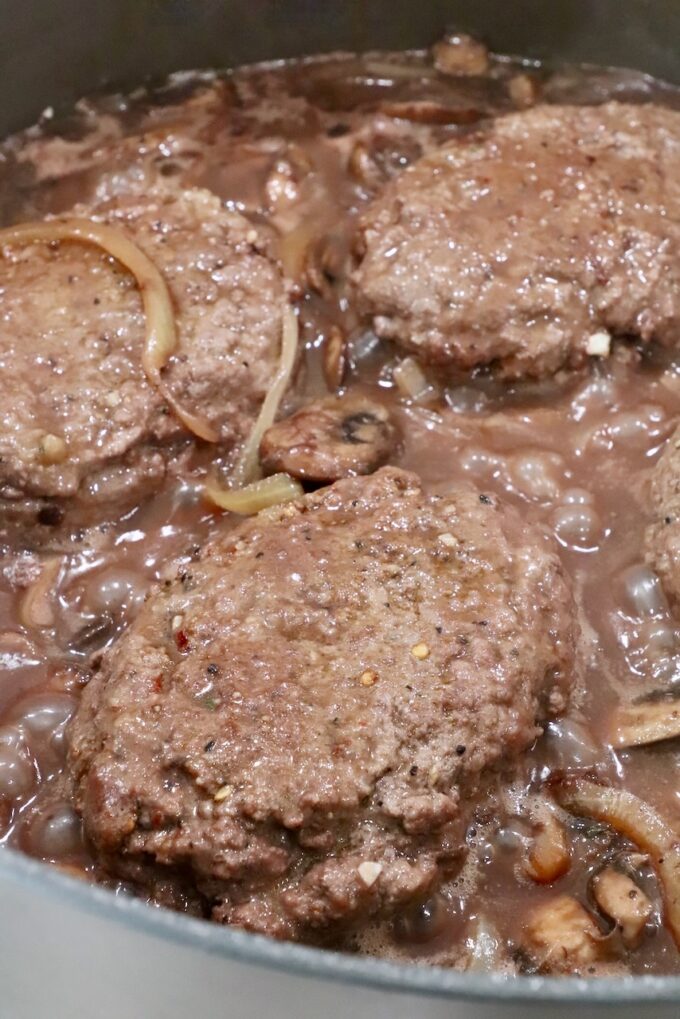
(67, 467, 577, 940)
(646, 425, 680, 605)
(0, 186, 284, 540)
(354, 102, 680, 379)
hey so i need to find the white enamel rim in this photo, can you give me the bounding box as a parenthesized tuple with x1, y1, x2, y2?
(2, 847, 680, 1003)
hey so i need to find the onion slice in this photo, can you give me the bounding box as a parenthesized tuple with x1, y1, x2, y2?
(524, 814, 571, 884)
(0, 218, 217, 442)
(20, 556, 63, 629)
(610, 697, 680, 748)
(467, 915, 503, 972)
(204, 472, 303, 516)
(556, 777, 680, 948)
(230, 303, 299, 488)
(393, 357, 436, 403)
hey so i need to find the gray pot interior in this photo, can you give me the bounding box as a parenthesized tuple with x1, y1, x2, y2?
(1, 0, 680, 136)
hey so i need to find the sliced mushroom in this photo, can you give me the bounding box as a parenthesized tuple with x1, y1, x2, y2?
(555, 777, 680, 948)
(524, 814, 571, 884)
(259, 394, 398, 483)
(592, 868, 652, 947)
(378, 101, 483, 126)
(347, 133, 424, 190)
(610, 694, 680, 748)
(522, 895, 609, 974)
(432, 33, 490, 77)
(394, 894, 449, 945)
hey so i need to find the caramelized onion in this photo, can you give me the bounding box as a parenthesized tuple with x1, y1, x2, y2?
(278, 219, 319, 279)
(556, 778, 680, 948)
(525, 814, 571, 884)
(611, 697, 680, 748)
(0, 218, 217, 442)
(323, 325, 347, 391)
(204, 473, 303, 516)
(378, 101, 483, 126)
(20, 557, 63, 629)
(230, 304, 299, 488)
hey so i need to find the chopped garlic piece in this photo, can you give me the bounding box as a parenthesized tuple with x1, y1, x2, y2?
(39, 433, 67, 465)
(357, 861, 383, 887)
(214, 784, 234, 802)
(411, 642, 430, 660)
(438, 532, 457, 548)
(586, 331, 611, 357)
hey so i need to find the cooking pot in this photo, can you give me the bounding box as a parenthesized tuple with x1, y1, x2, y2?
(1, 2, 679, 1016)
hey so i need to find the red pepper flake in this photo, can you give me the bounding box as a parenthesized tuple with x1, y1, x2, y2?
(175, 629, 190, 651)
(153, 674, 164, 693)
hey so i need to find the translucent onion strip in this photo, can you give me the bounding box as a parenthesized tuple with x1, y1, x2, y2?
(230, 303, 299, 488)
(204, 472, 303, 516)
(393, 356, 436, 403)
(556, 777, 680, 948)
(0, 219, 217, 442)
(610, 697, 680, 748)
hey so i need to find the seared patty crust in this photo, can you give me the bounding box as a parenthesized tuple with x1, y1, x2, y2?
(355, 102, 680, 379)
(0, 186, 284, 540)
(68, 467, 577, 940)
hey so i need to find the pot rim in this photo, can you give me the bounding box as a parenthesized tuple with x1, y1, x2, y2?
(2, 846, 679, 1003)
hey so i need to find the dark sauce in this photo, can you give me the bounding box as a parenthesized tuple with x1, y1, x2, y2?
(1, 44, 680, 975)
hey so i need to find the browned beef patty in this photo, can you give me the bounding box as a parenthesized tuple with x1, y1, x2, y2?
(646, 425, 680, 605)
(0, 186, 283, 540)
(67, 467, 577, 940)
(354, 102, 680, 379)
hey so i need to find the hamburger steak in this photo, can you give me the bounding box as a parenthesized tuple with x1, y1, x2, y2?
(4, 40, 680, 977)
(354, 102, 680, 379)
(0, 186, 284, 540)
(647, 424, 680, 606)
(67, 468, 577, 940)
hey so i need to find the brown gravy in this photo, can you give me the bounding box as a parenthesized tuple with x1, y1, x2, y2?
(1, 45, 680, 975)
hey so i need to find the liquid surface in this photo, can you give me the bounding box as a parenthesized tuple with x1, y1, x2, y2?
(1, 44, 680, 975)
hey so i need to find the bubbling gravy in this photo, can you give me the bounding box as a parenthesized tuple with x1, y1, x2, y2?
(2, 41, 680, 975)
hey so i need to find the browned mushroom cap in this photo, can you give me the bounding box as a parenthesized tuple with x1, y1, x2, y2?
(555, 777, 680, 949)
(591, 868, 652, 946)
(522, 895, 611, 974)
(259, 394, 399, 483)
(431, 33, 490, 77)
